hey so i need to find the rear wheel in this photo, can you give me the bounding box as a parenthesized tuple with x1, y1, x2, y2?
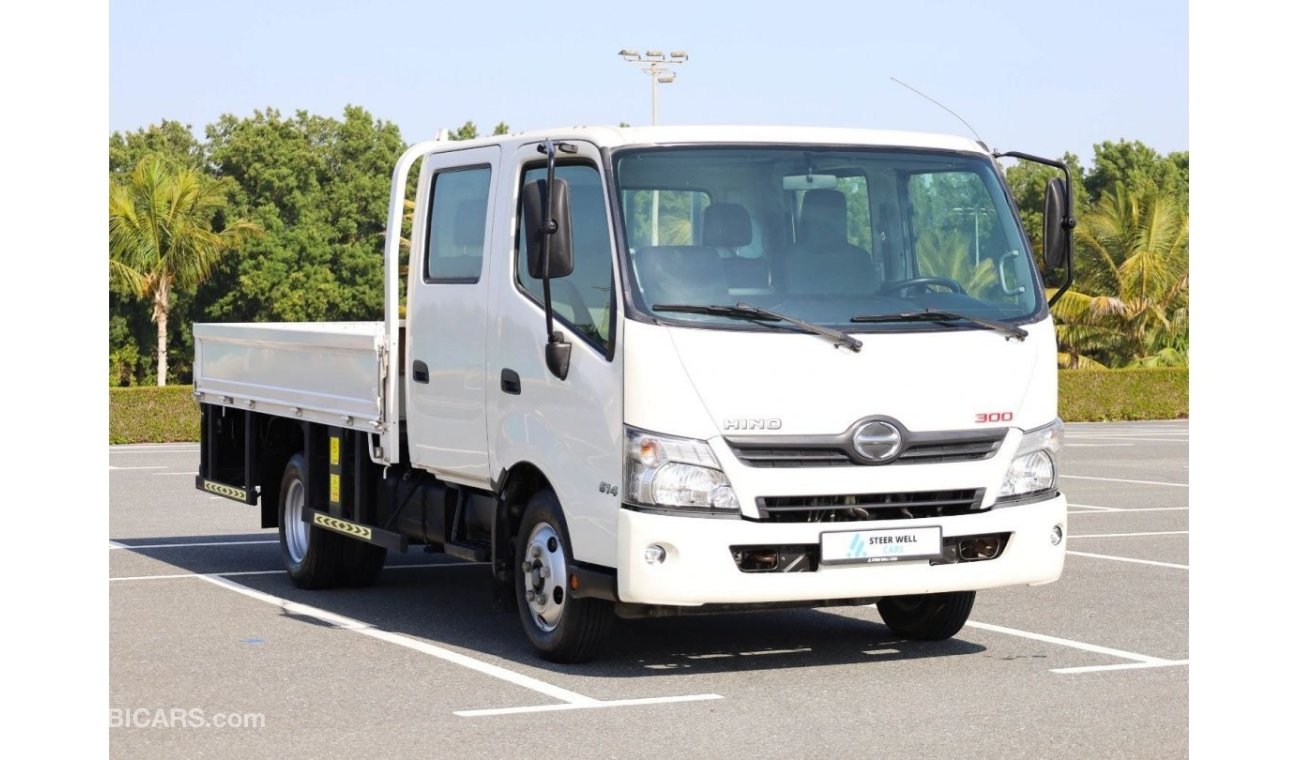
(514, 490, 613, 662)
(278, 453, 346, 589)
(877, 590, 976, 641)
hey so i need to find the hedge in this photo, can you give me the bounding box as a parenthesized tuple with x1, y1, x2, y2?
(108, 385, 200, 444)
(1058, 367, 1188, 422)
(108, 369, 1188, 443)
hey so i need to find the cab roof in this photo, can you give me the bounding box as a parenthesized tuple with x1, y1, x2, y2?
(439, 125, 989, 155)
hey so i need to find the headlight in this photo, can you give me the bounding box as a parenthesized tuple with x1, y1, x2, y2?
(625, 427, 739, 513)
(997, 418, 1064, 501)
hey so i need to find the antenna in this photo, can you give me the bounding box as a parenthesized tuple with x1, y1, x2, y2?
(890, 76, 986, 148)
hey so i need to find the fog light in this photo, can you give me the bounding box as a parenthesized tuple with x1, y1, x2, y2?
(644, 544, 667, 564)
(1050, 525, 1064, 545)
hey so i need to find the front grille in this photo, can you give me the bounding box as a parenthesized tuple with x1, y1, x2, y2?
(728, 430, 1004, 468)
(754, 488, 986, 522)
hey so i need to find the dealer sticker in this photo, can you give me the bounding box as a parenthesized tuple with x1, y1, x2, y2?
(821, 526, 942, 565)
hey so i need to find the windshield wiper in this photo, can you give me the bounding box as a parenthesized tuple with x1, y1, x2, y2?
(654, 302, 863, 353)
(850, 308, 1028, 341)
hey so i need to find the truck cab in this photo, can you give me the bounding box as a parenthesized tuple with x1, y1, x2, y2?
(194, 126, 1074, 662)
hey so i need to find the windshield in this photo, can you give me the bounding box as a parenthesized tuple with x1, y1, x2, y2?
(613, 146, 1042, 330)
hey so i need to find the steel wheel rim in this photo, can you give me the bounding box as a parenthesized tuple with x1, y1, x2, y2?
(522, 522, 567, 632)
(285, 478, 308, 564)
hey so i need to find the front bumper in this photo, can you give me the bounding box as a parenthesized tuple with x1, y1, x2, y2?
(616, 493, 1067, 606)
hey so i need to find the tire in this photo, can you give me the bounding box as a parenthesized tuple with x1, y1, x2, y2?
(877, 590, 976, 641)
(278, 453, 346, 589)
(514, 490, 613, 662)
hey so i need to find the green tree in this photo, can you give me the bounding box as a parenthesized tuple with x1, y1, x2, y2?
(201, 106, 405, 323)
(492, 121, 510, 136)
(110, 120, 205, 176)
(1083, 140, 1187, 202)
(109, 157, 260, 385)
(1050, 184, 1188, 368)
(451, 120, 478, 140)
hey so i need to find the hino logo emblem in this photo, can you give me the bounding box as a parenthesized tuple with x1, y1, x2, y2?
(723, 418, 783, 431)
(852, 420, 903, 462)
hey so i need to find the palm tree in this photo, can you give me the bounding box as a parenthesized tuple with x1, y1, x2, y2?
(109, 156, 260, 385)
(1050, 184, 1189, 368)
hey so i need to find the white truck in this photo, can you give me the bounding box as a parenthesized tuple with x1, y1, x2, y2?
(194, 126, 1076, 662)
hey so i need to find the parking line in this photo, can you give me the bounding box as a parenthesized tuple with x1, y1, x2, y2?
(1066, 550, 1188, 569)
(195, 573, 721, 716)
(1069, 531, 1189, 538)
(1060, 475, 1188, 487)
(1051, 660, 1190, 675)
(454, 694, 724, 718)
(964, 620, 1176, 669)
(1066, 436, 1188, 443)
(110, 540, 278, 550)
(1069, 507, 1188, 514)
(109, 563, 484, 581)
(109, 465, 168, 471)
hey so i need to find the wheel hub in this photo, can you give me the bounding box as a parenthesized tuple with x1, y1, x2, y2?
(285, 478, 308, 563)
(522, 523, 567, 632)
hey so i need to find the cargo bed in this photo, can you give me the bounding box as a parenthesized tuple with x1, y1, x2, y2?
(193, 322, 401, 444)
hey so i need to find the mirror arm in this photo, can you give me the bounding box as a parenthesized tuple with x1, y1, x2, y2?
(536, 139, 570, 380)
(995, 150, 1075, 306)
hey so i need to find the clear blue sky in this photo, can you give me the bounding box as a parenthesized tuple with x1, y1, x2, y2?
(110, 0, 1187, 164)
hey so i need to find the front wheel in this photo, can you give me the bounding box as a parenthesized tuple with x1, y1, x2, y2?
(514, 490, 613, 662)
(877, 590, 976, 641)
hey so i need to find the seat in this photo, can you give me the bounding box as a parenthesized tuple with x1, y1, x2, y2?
(633, 245, 730, 307)
(781, 189, 878, 296)
(702, 202, 769, 291)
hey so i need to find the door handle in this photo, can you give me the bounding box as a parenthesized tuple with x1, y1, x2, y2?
(500, 368, 521, 395)
(412, 361, 429, 384)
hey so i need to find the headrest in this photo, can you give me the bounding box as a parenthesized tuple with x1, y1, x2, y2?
(798, 189, 848, 246)
(452, 198, 487, 247)
(702, 203, 753, 247)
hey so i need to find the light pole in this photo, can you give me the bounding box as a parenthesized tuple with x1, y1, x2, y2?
(618, 49, 688, 125)
(951, 207, 993, 264)
(619, 49, 688, 245)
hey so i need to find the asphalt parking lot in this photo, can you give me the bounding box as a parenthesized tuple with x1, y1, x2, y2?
(109, 420, 1188, 758)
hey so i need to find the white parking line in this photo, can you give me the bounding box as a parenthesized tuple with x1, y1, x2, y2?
(1051, 659, 1190, 675)
(1066, 550, 1188, 569)
(110, 540, 278, 550)
(1069, 531, 1188, 538)
(1069, 507, 1188, 514)
(455, 694, 724, 718)
(109, 465, 168, 471)
(194, 573, 721, 716)
(964, 620, 1183, 673)
(108, 564, 482, 581)
(1060, 475, 1188, 487)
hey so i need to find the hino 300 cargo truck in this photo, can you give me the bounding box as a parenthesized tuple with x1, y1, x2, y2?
(193, 126, 1076, 662)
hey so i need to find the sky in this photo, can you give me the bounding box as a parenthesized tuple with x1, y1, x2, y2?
(109, 0, 1188, 164)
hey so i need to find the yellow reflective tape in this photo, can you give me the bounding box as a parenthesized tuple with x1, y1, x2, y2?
(312, 513, 373, 541)
(202, 480, 247, 501)
(329, 437, 340, 466)
(329, 473, 341, 503)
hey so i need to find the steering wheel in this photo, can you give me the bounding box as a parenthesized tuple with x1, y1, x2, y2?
(877, 276, 966, 296)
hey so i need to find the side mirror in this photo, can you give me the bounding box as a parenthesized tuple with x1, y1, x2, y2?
(522, 179, 574, 279)
(1042, 177, 1073, 270)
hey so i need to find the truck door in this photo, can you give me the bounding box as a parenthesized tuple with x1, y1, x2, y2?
(487, 140, 625, 568)
(405, 145, 501, 488)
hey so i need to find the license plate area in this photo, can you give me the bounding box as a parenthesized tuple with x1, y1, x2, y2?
(820, 526, 943, 565)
